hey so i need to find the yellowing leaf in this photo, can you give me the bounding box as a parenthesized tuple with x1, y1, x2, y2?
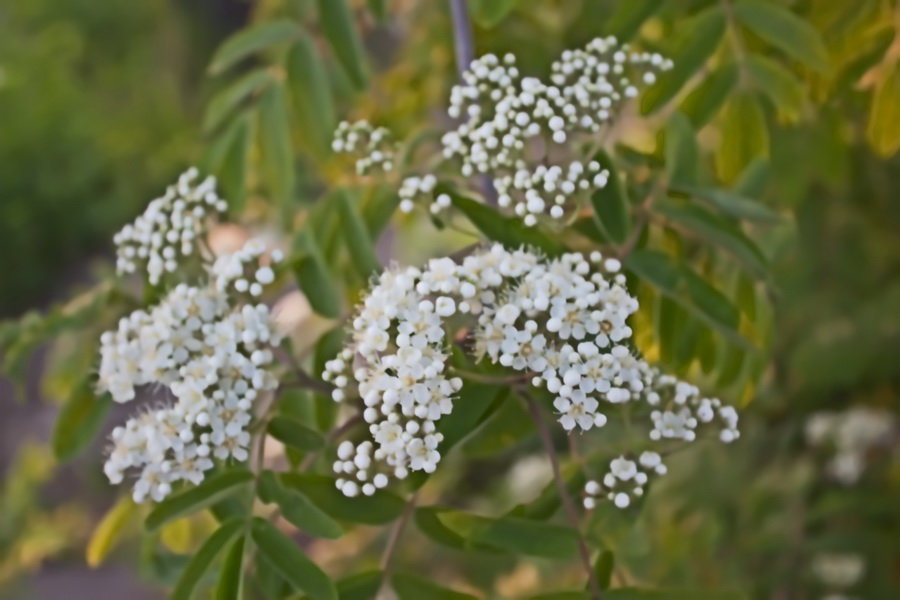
(86, 496, 138, 568)
(867, 61, 900, 157)
(160, 516, 194, 554)
(715, 92, 769, 184)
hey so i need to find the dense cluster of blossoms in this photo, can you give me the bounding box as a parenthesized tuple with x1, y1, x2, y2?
(386, 37, 672, 226)
(98, 170, 282, 503)
(332, 120, 397, 175)
(113, 168, 227, 285)
(805, 407, 895, 485)
(583, 451, 667, 510)
(323, 245, 740, 501)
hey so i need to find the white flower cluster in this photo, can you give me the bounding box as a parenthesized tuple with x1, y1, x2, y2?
(645, 372, 741, 444)
(583, 451, 667, 510)
(98, 173, 282, 503)
(113, 168, 226, 285)
(332, 120, 396, 175)
(495, 161, 609, 226)
(812, 553, 865, 593)
(396, 37, 670, 224)
(806, 407, 895, 485)
(398, 174, 447, 215)
(323, 245, 740, 497)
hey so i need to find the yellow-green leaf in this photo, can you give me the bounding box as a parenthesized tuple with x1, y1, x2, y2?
(733, 0, 829, 72)
(642, 8, 725, 114)
(747, 54, 805, 123)
(867, 61, 900, 157)
(86, 496, 138, 568)
(715, 92, 769, 184)
(52, 378, 112, 462)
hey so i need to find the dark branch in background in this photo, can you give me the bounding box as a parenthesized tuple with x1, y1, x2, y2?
(449, 0, 475, 78)
(447, 0, 497, 204)
(523, 392, 602, 599)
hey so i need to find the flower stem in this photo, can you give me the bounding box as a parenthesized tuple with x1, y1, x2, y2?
(378, 492, 419, 597)
(523, 392, 602, 599)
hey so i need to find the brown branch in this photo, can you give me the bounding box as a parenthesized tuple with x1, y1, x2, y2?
(448, 0, 475, 78)
(299, 414, 365, 471)
(523, 393, 601, 599)
(378, 492, 419, 595)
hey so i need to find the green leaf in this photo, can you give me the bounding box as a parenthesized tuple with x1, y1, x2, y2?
(414, 507, 469, 550)
(258, 471, 344, 539)
(250, 517, 338, 600)
(529, 593, 590, 600)
(746, 54, 805, 122)
(52, 378, 112, 462)
(172, 518, 244, 600)
(451, 193, 566, 255)
(679, 62, 738, 128)
(203, 69, 272, 135)
(627, 250, 748, 348)
(209, 20, 302, 75)
(594, 549, 615, 590)
(267, 415, 325, 452)
(293, 229, 342, 318)
(361, 184, 401, 239)
(469, 0, 517, 29)
(145, 469, 253, 532)
(715, 92, 769, 184)
(670, 184, 779, 223)
(732, 157, 770, 198)
(642, 8, 726, 114)
(367, 0, 389, 23)
(286, 35, 336, 157)
(280, 473, 406, 525)
(867, 62, 900, 157)
(215, 535, 246, 600)
(466, 514, 580, 559)
(316, 0, 369, 90)
(258, 83, 295, 210)
(681, 268, 739, 330)
(605, 0, 663, 41)
(393, 573, 478, 600)
(436, 376, 506, 450)
(664, 112, 698, 185)
(336, 571, 382, 600)
(604, 588, 744, 600)
(206, 111, 252, 214)
(625, 249, 680, 295)
(733, 0, 829, 72)
(335, 188, 381, 278)
(655, 201, 769, 278)
(590, 150, 631, 245)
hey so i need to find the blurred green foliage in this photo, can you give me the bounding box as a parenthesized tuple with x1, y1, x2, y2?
(1, 0, 899, 599)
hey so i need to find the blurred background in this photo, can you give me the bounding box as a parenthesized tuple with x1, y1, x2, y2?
(1, 0, 898, 598)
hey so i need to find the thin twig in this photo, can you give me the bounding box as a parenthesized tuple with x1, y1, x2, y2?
(378, 492, 419, 597)
(523, 392, 601, 599)
(276, 346, 335, 395)
(299, 414, 365, 471)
